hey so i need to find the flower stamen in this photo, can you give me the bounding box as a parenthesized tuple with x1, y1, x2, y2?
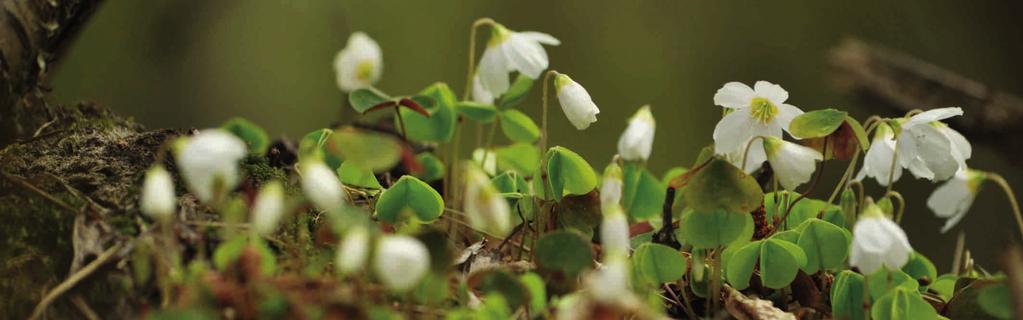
(748, 97, 778, 124)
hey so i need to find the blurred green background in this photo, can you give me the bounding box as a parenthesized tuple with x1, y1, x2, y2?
(48, 0, 1023, 271)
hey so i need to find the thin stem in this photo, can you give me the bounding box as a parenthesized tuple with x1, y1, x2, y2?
(30, 242, 124, 320)
(988, 173, 1023, 241)
(462, 18, 497, 101)
(740, 136, 767, 172)
(540, 70, 558, 154)
(394, 106, 408, 140)
(885, 191, 906, 224)
(532, 70, 559, 249)
(478, 119, 500, 168)
(825, 148, 860, 205)
(884, 133, 901, 194)
(709, 247, 723, 314)
(952, 231, 966, 275)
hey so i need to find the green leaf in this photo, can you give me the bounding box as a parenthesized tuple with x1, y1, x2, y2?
(661, 166, 688, 186)
(221, 117, 270, 155)
(683, 157, 764, 213)
(349, 87, 393, 113)
(623, 163, 665, 220)
(902, 252, 938, 286)
(789, 108, 848, 139)
(298, 129, 343, 169)
(795, 218, 851, 273)
(457, 101, 498, 123)
(413, 273, 450, 305)
(213, 236, 276, 276)
(544, 147, 597, 202)
(725, 240, 762, 290)
(770, 229, 802, 244)
(492, 171, 529, 196)
(500, 109, 541, 143)
(978, 282, 1012, 319)
(847, 116, 871, 151)
(375, 175, 444, 224)
(337, 161, 381, 189)
(328, 127, 402, 173)
(680, 209, 752, 249)
(871, 287, 939, 320)
(473, 269, 529, 309)
(414, 152, 445, 182)
(633, 243, 687, 284)
(498, 74, 534, 108)
(534, 231, 593, 277)
(931, 274, 958, 301)
(868, 268, 919, 300)
(400, 83, 458, 143)
(832, 271, 866, 320)
(495, 143, 539, 177)
(519, 272, 547, 314)
(765, 191, 846, 229)
(760, 239, 807, 289)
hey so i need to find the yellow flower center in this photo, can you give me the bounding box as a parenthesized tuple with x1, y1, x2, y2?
(356, 61, 375, 82)
(748, 97, 778, 124)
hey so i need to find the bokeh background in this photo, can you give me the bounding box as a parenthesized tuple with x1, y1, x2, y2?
(48, 0, 1023, 271)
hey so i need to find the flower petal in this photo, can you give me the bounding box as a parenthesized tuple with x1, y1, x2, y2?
(754, 81, 789, 104)
(713, 82, 755, 109)
(518, 31, 561, 45)
(766, 138, 823, 190)
(503, 34, 549, 79)
(904, 107, 963, 128)
(904, 125, 958, 181)
(776, 103, 804, 133)
(713, 110, 757, 154)
(478, 47, 510, 96)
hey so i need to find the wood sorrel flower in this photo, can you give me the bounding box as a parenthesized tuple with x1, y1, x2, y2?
(763, 136, 823, 190)
(712, 81, 804, 173)
(478, 23, 559, 97)
(600, 206, 630, 257)
(300, 160, 344, 211)
(584, 255, 631, 305)
(555, 73, 600, 130)
(176, 129, 247, 203)
(373, 235, 430, 292)
(333, 32, 382, 92)
(336, 225, 370, 275)
(600, 163, 623, 213)
(471, 72, 495, 105)
(849, 202, 913, 274)
(463, 165, 512, 237)
(897, 107, 967, 181)
(251, 181, 284, 236)
(855, 122, 902, 186)
(927, 169, 985, 233)
(140, 165, 176, 220)
(617, 106, 655, 161)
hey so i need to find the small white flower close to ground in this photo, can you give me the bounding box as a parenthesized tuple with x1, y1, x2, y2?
(763, 136, 823, 191)
(897, 107, 967, 182)
(140, 165, 176, 220)
(373, 235, 430, 292)
(176, 129, 248, 203)
(336, 225, 370, 275)
(301, 160, 344, 211)
(477, 22, 560, 97)
(855, 122, 902, 186)
(849, 202, 913, 274)
(333, 32, 382, 92)
(617, 106, 655, 161)
(599, 163, 623, 213)
(928, 169, 986, 233)
(251, 181, 285, 236)
(463, 165, 512, 237)
(555, 73, 600, 130)
(584, 255, 631, 305)
(712, 81, 804, 173)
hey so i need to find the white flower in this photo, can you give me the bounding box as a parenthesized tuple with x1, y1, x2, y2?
(333, 32, 382, 92)
(555, 73, 600, 130)
(928, 169, 985, 233)
(712, 81, 804, 173)
(584, 256, 631, 304)
(477, 23, 559, 96)
(600, 207, 630, 257)
(897, 107, 965, 181)
(251, 181, 284, 236)
(600, 163, 623, 212)
(373, 235, 430, 292)
(301, 160, 344, 211)
(336, 225, 370, 275)
(855, 122, 902, 186)
(471, 148, 497, 176)
(176, 129, 247, 203)
(471, 73, 495, 105)
(140, 165, 176, 220)
(849, 204, 913, 274)
(464, 165, 512, 237)
(617, 106, 655, 161)
(763, 136, 823, 191)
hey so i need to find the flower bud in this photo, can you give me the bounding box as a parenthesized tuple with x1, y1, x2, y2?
(251, 181, 285, 236)
(373, 235, 430, 292)
(141, 165, 176, 220)
(617, 106, 655, 161)
(336, 225, 370, 275)
(464, 165, 512, 237)
(555, 73, 599, 130)
(301, 160, 344, 211)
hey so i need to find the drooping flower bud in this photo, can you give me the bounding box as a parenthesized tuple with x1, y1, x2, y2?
(555, 73, 600, 130)
(373, 235, 430, 292)
(251, 181, 285, 236)
(141, 165, 176, 220)
(336, 225, 370, 275)
(599, 163, 623, 214)
(617, 106, 655, 161)
(464, 165, 512, 237)
(301, 160, 344, 211)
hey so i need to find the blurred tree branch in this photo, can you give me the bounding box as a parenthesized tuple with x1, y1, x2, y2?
(0, 0, 102, 144)
(830, 38, 1023, 166)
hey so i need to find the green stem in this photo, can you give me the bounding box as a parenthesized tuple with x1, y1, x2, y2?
(739, 135, 767, 172)
(988, 173, 1023, 241)
(885, 191, 906, 224)
(462, 17, 496, 101)
(478, 119, 500, 169)
(884, 137, 900, 194)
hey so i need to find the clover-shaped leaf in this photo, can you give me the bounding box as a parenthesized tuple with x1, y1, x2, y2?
(495, 143, 539, 177)
(680, 209, 752, 249)
(725, 238, 806, 289)
(337, 161, 381, 189)
(498, 74, 534, 108)
(832, 271, 867, 320)
(414, 152, 445, 182)
(542, 146, 597, 202)
(632, 243, 687, 284)
(683, 157, 763, 213)
(534, 231, 593, 277)
(298, 129, 343, 169)
(221, 117, 269, 155)
(500, 109, 541, 143)
(901, 251, 937, 287)
(765, 191, 846, 229)
(795, 218, 851, 273)
(789, 109, 848, 139)
(867, 268, 919, 300)
(328, 127, 402, 173)
(375, 175, 444, 224)
(623, 163, 665, 220)
(457, 101, 498, 123)
(871, 287, 939, 320)
(399, 83, 457, 143)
